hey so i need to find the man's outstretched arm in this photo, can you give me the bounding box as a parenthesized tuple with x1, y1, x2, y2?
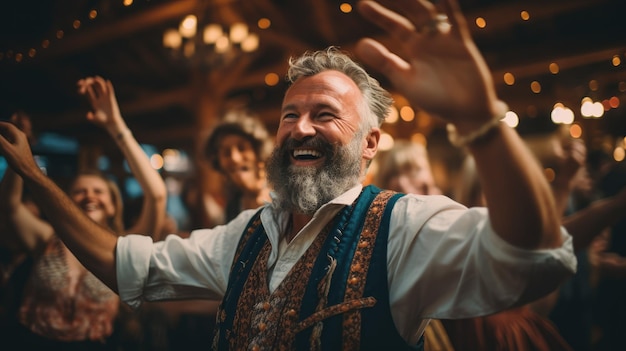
(0, 121, 119, 292)
(356, 0, 562, 249)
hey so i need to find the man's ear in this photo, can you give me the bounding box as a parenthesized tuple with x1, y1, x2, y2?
(363, 128, 380, 161)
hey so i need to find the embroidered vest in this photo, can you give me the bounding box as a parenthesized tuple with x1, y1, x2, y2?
(213, 185, 423, 350)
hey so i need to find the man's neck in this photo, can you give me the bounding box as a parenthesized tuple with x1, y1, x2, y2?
(286, 212, 313, 243)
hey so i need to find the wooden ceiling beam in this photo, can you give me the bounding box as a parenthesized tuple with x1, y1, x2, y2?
(40, 0, 201, 60)
(492, 44, 626, 83)
(35, 85, 194, 129)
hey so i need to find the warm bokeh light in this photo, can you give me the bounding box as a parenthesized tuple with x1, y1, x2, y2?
(569, 124, 583, 138)
(589, 79, 599, 91)
(73, 20, 81, 29)
(257, 18, 271, 29)
(150, 154, 164, 170)
(163, 149, 178, 158)
(123, 0, 133, 6)
(502, 110, 519, 128)
(592, 102, 604, 117)
(56, 30, 64, 39)
(581, 99, 593, 117)
(503, 72, 515, 85)
(612, 55, 621, 66)
(520, 11, 530, 21)
(386, 106, 399, 124)
(614, 147, 625, 162)
(179, 15, 197, 38)
(581, 97, 604, 118)
(203, 24, 222, 44)
(15, 53, 23, 62)
(163, 29, 182, 49)
(411, 133, 427, 146)
(214, 36, 229, 53)
(339, 3, 353, 13)
(551, 104, 574, 124)
(42, 39, 50, 48)
(229, 23, 248, 43)
(530, 81, 541, 93)
(241, 33, 259, 52)
(609, 96, 620, 108)
(549, 62, 559, 74)
(89, 10, 98, 19)
(28, 48, 36, 58)
(475, 17, 486, 28)
(400, 106, 415, 122)
(378, 133, 395, 151)
(264, 72, 279, 86)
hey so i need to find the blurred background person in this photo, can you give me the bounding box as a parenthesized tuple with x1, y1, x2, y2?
(372, 139, 452, 351)
(203, 110, 273, 223)
(151, 110, 276, 350)
(444, 125, 626, 351)
(373, 140, 442, 196)
(0, 76, 166, 350)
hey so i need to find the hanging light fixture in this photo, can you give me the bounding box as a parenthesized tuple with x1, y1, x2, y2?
(163, 14, 259, 67)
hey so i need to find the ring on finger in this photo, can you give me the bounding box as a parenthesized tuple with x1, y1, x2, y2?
(419, 14, 450, 35)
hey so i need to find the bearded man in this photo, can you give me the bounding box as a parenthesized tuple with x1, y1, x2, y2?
(0, 1, 576, 350)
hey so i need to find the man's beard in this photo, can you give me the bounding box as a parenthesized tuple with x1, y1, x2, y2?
(266, 132, 364, 215)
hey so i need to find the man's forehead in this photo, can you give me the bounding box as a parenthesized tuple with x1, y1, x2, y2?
(293, 70, 358, 90)
(282, 71, 362, 107)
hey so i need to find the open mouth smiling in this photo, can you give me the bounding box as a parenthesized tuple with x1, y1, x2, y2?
(293, 149, 322, 160)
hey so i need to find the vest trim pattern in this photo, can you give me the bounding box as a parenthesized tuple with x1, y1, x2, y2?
(213, 186, 417, 350)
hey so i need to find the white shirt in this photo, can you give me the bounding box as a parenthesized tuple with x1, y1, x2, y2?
(116, 185, 576, 344)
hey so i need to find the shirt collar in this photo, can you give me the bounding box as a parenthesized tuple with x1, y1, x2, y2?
(268, 183, 364, 215)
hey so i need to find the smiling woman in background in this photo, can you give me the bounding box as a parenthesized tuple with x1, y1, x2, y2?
(0, 76, 167, 350)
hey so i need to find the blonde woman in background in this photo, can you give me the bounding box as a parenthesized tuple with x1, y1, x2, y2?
(0, 77, 166, 350)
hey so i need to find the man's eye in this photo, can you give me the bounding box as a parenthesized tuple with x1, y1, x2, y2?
(318, 112, 335, 120)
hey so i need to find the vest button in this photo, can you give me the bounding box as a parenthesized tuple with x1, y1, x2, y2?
(251, 344, 260, 351)
(349, 277, 359, 285)
(258, 322, 267, 331)
(263, 302, 271, 311)
(287, 309, 297, 317)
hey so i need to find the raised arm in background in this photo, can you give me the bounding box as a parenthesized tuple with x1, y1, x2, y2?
(0, 167, 54, 253)
(0, 113, 54, 253)
(0, 121, 120, 291)
(77, 76, 167, 237)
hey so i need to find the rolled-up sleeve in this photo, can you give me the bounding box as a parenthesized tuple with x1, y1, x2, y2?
(115, 209, 259, 309)
(116, 234, 153, 309)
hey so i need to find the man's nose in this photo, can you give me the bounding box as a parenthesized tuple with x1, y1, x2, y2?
(228, 148, 243, 163)
(292, 116, 316, 140)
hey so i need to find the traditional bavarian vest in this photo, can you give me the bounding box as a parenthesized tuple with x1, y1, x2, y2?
(213, 185, 424, 350)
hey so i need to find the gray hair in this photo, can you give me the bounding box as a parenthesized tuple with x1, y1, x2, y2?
(286, 47, 393, 131)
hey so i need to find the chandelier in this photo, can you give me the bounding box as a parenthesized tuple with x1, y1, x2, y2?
(162, 14, 259, 67)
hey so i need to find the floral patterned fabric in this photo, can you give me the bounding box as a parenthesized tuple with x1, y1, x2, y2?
(18, 237, 119, 342)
